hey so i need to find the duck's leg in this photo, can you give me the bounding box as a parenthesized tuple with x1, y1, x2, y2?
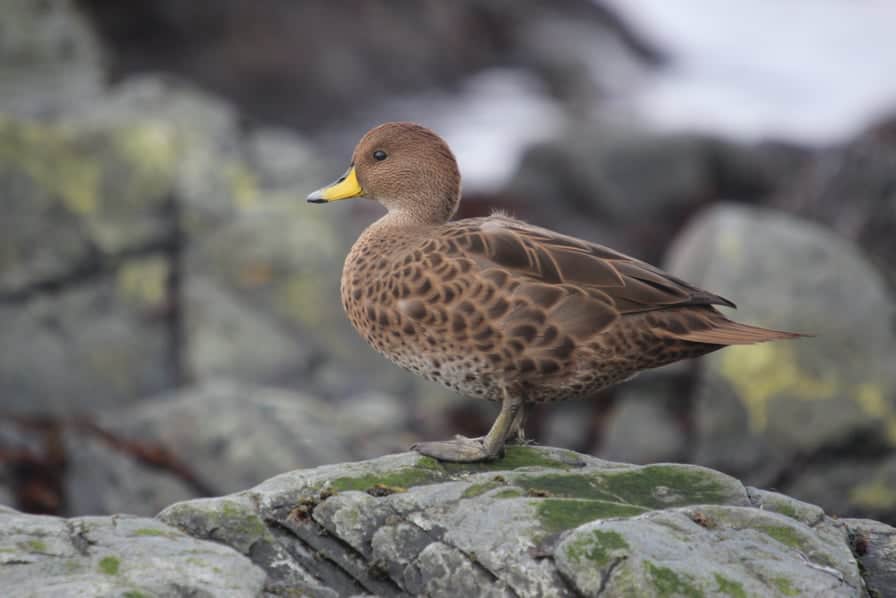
(505, 401, 533, 445)
(412, 388, 522, 462)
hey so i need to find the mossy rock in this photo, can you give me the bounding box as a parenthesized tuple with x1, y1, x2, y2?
(157, 446, 865, 597)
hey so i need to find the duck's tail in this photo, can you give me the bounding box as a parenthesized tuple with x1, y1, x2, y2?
(671, 317, 810, 346)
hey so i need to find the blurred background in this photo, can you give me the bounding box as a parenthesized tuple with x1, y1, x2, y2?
(2, 0, 896, 525)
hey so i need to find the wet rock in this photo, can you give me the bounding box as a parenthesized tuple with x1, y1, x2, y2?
(156, 446, 865, 597)
(0, 0, 104, 117)
(666, 204, 896, 510)
(0, 506, 265, 597)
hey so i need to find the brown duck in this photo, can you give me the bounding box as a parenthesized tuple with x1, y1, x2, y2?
(308, 122, 803, 462)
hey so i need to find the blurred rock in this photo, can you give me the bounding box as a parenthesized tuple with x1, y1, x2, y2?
(774, 113, 896, 286)
(0, 267, 175, 414)
(0, 0, 103, 117)
(666, 203, 896, 513)
(77, 0, 661, 132)
(784, 455, 896, 524)
(0, 113, 176, 297)
(63, 380, 413, 516)
(599, 366, 691, 464)
(539, 400, 594, 452)
(0, 506, 265, 597)
(843, 517, 896, 598)
(507, 124, 808, 262)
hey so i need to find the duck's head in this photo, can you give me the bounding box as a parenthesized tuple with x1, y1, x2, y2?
(307, 122, 461, 224)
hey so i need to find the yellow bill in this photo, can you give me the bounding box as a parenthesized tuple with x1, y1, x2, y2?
(306, 165, 364, 203)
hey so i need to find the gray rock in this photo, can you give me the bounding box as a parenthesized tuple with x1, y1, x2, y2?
(843, 517, 896, 598)
(665, 204, 896, 491)
(783, 455, 896, 523)
(184, 278, 309, 385)
(0, 506, 265, 597)
(0, 0, 104, 117)
(0, 473, 12, 509)
(63, 428, 198, 519)
(61, 381, 413, 516)
(0, 77, 252, 414)
(775, 114, 896, 285)
(599, 364, 692, 464)
(155, 446, 866, 597)
(0, 112, 177, 296)
(0, 268, 176, 414)
(507, 126, 807, 261)
(540, 400, 595, 452)
(555, 506, 858, 597)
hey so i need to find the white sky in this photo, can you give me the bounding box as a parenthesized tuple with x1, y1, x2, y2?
(604, 0, 896, 142)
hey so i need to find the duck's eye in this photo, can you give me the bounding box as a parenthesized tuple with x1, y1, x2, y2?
(373, 150, 388, 161)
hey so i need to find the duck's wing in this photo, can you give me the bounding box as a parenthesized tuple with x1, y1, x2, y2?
(442, 216, 733, 310)
(417, 216, 798, 347)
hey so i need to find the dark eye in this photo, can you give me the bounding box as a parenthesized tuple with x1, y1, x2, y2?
(373, 150, 387, 161)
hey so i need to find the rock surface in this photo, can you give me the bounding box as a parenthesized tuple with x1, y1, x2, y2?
(2, 445, 889, 596)
(0, 505, 265, 597)
(0, 0, 104, 118)
(843, 517, 896, 598)
(156, 446, 868, 598)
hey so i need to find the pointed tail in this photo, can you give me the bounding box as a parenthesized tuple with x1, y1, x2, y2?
(672, 319, 810, 346)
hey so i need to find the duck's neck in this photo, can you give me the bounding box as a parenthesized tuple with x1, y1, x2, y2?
(367, 208, 448, 232)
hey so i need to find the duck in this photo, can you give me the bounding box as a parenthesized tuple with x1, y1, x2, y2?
(307, 122, 804, 462)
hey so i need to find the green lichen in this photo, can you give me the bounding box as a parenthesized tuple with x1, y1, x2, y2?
(436, 447, 577, 475)
(514, 464, 733, 510)
(224, 162, 259, 209)
(768, 502, 798, 519)
(131, 528, 180, 538)
(536, 499, 647, 533)
(771, 576, 799, 596)
(117, 257, 169, 307)
(564, 529, 629, 566)
(415, 456, 442, 470)
(462, 481, 504, 498)
(216, 500, 268, 539)
(714, 574, 746, 598)
(329, 465, 444, 493)
(0, 116, 101, 215)
(851, 479, 896, 510)
(646, 562, 704, 598)
(718, 343, 838, 433)
(757, 525, 805, 550)
(109, 123, 179, 206)
(0, 117, 179, 220)
(493, 488, 526, 499)
(19, 539, 47, 553)
(122, 592, 148, 598)
(98, 556, 120, 575)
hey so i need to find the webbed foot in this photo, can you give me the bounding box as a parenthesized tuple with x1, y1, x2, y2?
(412, 435, 505, 462)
